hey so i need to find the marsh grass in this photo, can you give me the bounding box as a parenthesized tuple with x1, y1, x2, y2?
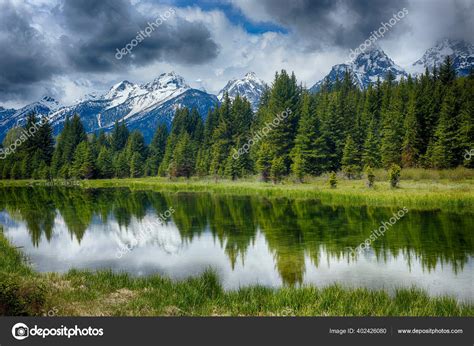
(81, 176, 473, 212)
(1, 168, 472, 212)
(0, 230, 472, 317)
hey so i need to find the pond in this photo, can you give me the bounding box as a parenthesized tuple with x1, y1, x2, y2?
(0, 187, 472, 301)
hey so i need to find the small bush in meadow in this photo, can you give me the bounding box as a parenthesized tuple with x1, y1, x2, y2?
(388, 164, 401, 188)
(366, 166, 375, 188)
(329, 172, 337, 188)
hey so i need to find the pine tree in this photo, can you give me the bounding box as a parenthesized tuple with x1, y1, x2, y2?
(291, 92, 327, 177)
(51, 114, 86, 177)
(159, 107, 202, 176)
(270, 156, 286, 183)
(114, 151, 129, 178)
(72, 141, 95, 179)
(326, 93, 345, 168)
(170, 132, 195, 178)
(439, 56, 456, 85)
(401, 93, 421, 167)
(291, 147, 304, 182)
(381, 90, 404, 167)
(256, 143, 272, 182)
(110, 121, 129, 152)
(341, 135, 360, 178)
(97, 147, 114, 178)
(224, 153, 239, 180)
(130, 152, 144, 178)
(196, 108, 219, 176)
(145, 124, 168, 176)
(258, 70, 301, 172)
(234, 137, 253, 177)
(430, 87, 459, 168)
(362, 118, 381, 168)
(125, 131, 146, 161)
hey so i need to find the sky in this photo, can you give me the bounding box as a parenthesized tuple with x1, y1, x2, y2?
(0, 0, 473, 108)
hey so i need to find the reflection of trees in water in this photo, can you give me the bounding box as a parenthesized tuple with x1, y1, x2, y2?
(1, 187, 472, 284)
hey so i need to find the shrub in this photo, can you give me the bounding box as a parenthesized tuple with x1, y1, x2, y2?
(342, 165, 361, 179)
(0, 274, 45, 316)
(388, 164, 401, 188)
(366, 166, 375, 188)
(329, 172, 337, 188)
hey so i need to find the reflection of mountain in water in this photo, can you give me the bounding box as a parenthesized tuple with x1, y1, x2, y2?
(0, 187, 472, 286)
(114, 216, 183, 255)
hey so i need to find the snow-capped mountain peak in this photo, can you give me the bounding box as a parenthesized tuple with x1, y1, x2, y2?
(104, 80, 136, 100)
(0, 95, 62, 132)
(0, 72, 218, 143)
(311, 46, 407, 92)
(410, 38, 474, 76)
(217, 72, 266, 110)
(143, 71, 189, 91)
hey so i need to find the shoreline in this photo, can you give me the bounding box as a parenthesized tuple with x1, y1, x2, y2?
(0, 229, 473, 317)
(1, 176, 473, 212)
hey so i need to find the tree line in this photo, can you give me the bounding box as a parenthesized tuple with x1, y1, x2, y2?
(0, 56, 472, 181)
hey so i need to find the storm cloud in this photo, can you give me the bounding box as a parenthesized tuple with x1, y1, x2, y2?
(0, 0, 219, 102)
(0, 1, 59, 101)
(57, 0, 219, 71)
(231, 0, 410, 49)
(0, 0, 472, 107)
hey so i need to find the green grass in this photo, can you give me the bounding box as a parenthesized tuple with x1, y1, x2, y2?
(3, 173, 472, 212)
(0, 229, 472, 317)
(2, 168, 473, 212)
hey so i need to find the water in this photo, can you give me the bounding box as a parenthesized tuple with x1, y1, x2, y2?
(1, 187, 472, 301)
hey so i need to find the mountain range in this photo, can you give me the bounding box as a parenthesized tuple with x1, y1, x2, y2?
(410, 38, 474, 76)
(1, 39, 472, 143)
(309, 44, 407, 92)
(310, 39, 473, 92)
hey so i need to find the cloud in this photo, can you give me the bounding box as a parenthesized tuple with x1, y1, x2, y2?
(0, 0, 60, 102)
(1, 0, 472, 108)
(230, 0, 410, 49)
(0, 0, 219, 105)
(57, 0, 219, 72)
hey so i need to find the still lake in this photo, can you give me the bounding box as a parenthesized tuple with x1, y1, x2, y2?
(1, 187, 472, 301)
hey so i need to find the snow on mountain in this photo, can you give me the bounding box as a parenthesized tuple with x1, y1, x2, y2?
(0, 96, 62, 141)
(310, 63, 353, 93)
(0, 72, 217, 143)
(47, 72, 216, 142)
(410, 39, 474, 76)
(310, 44, 407, 92)
(218, 72, 266, 110)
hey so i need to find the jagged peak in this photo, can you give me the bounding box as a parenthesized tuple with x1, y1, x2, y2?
(110, 80, 134, 91)
(144, 71, 189, 90)
(244, 71, 257, 79)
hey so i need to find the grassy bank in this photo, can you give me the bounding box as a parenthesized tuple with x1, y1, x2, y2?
(0, 230, 472, 317)
(2, 170, 473, 212)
